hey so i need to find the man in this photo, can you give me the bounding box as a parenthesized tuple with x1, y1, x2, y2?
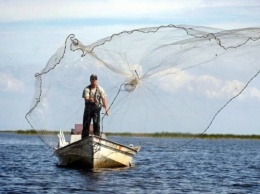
(82, 74, 109, 138)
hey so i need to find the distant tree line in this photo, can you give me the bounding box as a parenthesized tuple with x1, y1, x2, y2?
(1, 130, 260, 139)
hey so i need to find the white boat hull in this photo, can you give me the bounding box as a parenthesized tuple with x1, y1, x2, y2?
(54, 135, 140, 168)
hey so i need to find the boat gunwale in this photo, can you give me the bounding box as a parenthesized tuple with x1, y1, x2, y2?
(54, 135, 139, 156)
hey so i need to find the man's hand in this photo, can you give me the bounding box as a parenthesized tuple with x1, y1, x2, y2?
(89, 98, 95, 103)
(105, 109, 110, 116)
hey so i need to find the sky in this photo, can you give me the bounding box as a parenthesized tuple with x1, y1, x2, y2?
(0, 0, 260, 134)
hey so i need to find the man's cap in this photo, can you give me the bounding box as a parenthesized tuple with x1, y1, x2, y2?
(90, 74, 98, 80)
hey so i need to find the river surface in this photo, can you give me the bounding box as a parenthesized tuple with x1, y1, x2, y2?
(0, 133, 260, 193)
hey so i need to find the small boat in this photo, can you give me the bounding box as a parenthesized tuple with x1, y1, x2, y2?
(54, 125, 140, 169)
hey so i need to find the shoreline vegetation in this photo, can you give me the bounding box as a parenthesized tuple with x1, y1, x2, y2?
(1, 130, 260, 140)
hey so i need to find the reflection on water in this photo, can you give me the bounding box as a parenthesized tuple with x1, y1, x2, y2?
(0, 133, 260, 193)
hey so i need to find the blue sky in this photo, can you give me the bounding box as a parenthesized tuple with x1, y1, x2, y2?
(0, 0, 260, 134)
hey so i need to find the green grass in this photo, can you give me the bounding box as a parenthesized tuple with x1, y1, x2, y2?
(16, 129, 37, 134)
(1, 129, 62, 135)
(1, 130, 260, 139)
(105, 132, 260, 140)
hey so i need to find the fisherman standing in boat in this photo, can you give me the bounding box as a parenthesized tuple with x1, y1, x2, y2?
(82, 74, 109, 138)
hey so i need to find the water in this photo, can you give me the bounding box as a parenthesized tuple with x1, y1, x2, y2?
(0, 133, 260, 193)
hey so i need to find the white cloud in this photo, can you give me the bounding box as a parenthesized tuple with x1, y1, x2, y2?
(193, 76, 260, 100)
(221, 80, 245, 97)
(248, 87, 260, 98)
(0, 72, 24, 92)
(0, 0, 259, 23)
(155, 67, 260, 100)
(236, 86, 260, 100)
(0, 0, 183, 22)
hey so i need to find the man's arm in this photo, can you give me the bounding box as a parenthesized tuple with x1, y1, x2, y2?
(85, 96, 95, 103)
(83, 88, 94, 103)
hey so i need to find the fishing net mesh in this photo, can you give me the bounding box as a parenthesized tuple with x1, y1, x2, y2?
(26, 24, 260, 149)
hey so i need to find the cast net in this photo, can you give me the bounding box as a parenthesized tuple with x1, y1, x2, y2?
(26, 24, 260, 149)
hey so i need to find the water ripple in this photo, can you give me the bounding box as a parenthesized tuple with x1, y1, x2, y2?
(0, 134, 260, 193)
